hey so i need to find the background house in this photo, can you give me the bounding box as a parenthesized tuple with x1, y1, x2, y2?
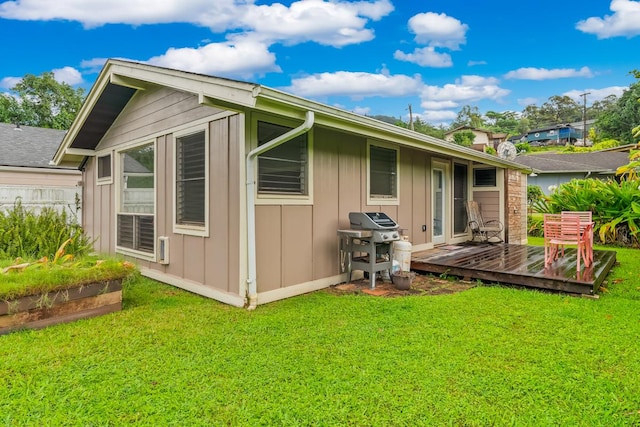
(53, 60, 530, 308)
(514, 150, 630, 194)
(0, 123, 81, 219)
(444, 126, 507, 152)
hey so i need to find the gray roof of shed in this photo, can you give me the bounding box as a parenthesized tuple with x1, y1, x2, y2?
(0, 122, 70, 169)
(513, 151, 630, 174)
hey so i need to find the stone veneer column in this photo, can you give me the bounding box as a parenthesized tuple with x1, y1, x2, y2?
(506, 169, 527, 244)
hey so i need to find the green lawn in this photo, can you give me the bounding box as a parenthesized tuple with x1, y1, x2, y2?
(1, 240, 640, 426)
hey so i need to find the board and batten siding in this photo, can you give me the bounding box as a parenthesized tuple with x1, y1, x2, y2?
(254, 126, 439, 292)
(84, 85, 242, 296)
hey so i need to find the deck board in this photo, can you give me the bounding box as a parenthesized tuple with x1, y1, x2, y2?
(411, 243, 617, 295)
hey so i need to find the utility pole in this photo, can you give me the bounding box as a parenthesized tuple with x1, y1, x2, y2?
(580, 92, 590, 145)
(408, 104, 414, 131)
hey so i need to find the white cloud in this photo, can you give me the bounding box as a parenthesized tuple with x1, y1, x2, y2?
(0, 0, 393, 47)
(352, 106, 371, 115)
(393, 47, 452, 68)
(576, 0, 640, 39)
(407, 12, 468, 50)
(468, 60, 487, 66)
(146, 39, 280, 79)
(243, 0, 394, 47)
(563, 86, 628, 104)
(52, 66, 83, 86)
(419, 75, 510, 110)
(80, 58, 109, 73)
(517, 97, 539, 107)
(415, 109, 458, 122)
(504, 66, 594, 80)
(0, 76, 21, 89)
(285, 71, 423, 99)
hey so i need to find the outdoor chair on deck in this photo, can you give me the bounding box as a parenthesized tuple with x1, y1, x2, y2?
(544, 213, 593, 272)
(466, 200, 504, 243)
(561, 211, 594, 266)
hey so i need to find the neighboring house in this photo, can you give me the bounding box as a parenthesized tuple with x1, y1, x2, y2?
(444, 126, 507, 152)
(52, 59, 530, 308)
(0, 122, 81, 219)
(514, 151, 630, 194)
(526, 124, 583, 146)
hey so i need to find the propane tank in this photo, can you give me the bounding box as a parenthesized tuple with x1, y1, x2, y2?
(393, 236, 412, 272)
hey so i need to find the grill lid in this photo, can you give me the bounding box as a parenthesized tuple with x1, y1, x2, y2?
(349, 212, 398, 230)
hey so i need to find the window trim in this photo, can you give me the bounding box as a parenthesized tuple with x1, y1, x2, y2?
(172, 125, 210, 237)
(252, 114, 313, 205)
(114, 139, 156, 261)
(367, 140, 399, 206)
(96, 152, 113, 185)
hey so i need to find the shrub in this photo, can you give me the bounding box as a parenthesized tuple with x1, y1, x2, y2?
(529, 177, 640, 247)
(515, 142, 531, 153)
(0, 198, 92, 259)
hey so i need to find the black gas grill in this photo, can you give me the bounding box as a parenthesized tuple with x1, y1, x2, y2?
(337, 212, 401, 288)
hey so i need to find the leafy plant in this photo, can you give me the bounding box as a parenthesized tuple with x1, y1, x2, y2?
(529, 177, 640, 246)
(0, 198, 92, 259)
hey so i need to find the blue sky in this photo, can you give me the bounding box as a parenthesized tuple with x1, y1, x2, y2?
(1, 0, 639, 125)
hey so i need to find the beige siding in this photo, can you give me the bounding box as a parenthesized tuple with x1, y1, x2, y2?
(82, 158, 115, 255)
(84, 88, 242, 296)
(100, 87, 223, 150)
(0, 169, 80, 187)
(256, 205, 282, 291)
(312, 131, 340, 281)
(472, 190, 500, 223)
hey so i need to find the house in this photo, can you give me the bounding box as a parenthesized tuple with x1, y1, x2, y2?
(526, 124, 583, 146)
(514, 150, 630, 194)
(52, 59, 530, 308)
(444, 126, 507, 152)
(0, 122, 81, 218)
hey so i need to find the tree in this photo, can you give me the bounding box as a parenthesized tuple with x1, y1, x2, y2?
(596, 70, 640, 146)
(0, 72, 85, 130)
(539, 95, 581, 125)
(452, 130, 475, 147)
(450, 105, 484, 130)
(484, 110, 520, 135)
(0, 93, 19, 124)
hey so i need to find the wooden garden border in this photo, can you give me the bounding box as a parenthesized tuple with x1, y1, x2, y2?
(0, 279, 122, 335)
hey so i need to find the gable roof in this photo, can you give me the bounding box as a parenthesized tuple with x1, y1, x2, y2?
(0, 122, 71, 169)
(53, 59, 529, 172)
(514, 151, 630, 174)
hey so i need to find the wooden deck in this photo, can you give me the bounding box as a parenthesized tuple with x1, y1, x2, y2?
(411, 243, 618, 295)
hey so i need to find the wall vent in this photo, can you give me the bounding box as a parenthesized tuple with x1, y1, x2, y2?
(158, 236, 170, 265)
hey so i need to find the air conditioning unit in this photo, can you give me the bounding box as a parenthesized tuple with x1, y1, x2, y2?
(158, 236, 170, 265)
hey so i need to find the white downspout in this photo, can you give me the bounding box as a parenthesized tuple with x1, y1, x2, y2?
(245, 111, 315, 310)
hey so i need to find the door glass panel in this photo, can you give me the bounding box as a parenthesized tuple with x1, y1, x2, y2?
(453, 163, 468, 234)
(433, 169, 443, 239)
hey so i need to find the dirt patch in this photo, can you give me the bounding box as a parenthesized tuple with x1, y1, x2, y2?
(326, 272, 476, 297)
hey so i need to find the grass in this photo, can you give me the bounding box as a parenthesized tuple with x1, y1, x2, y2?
(1, 241, 640, 426)
(0, 256, 136, 300)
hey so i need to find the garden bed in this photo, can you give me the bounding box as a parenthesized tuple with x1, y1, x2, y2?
(0, 279, 123, 335)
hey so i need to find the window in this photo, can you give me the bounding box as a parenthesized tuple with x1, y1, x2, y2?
(176, 130, 206, 227)
(369, 144, 398, 199)
(97, 153, 112, 184)
(117, 142, 155, 255)
(474, 167, 497, 187)
(257, 121, 308, 194)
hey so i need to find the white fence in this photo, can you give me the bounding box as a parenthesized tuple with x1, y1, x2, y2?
(0, 185, 82, 224)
